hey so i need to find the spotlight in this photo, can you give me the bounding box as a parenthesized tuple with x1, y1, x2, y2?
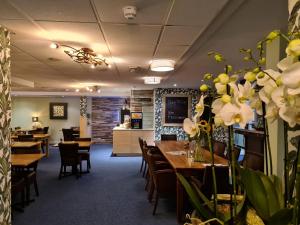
(50, 43, 59, 49)
(75, 89, 80, 92)
(91, 64, 96, 69)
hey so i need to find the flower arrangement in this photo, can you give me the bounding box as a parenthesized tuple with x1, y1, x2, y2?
(180, 23, 300, 225)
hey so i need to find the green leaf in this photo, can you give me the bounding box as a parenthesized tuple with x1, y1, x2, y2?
(176, 173, 214, 220)
(240, 168, 270, 220)
(267, 208, 293, 225)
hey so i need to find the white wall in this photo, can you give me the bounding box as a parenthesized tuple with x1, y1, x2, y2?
(11, 96, 91, 143)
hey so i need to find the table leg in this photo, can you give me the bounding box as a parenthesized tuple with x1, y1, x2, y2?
(45, 138, 49, 157)
(176, 177, 185, 223)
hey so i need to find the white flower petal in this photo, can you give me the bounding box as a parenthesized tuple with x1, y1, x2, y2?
(277, 56, 294, 71)
(282, 61, 300, 89)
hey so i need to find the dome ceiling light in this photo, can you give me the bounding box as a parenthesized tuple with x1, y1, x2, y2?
(150, 59, 175, 72)
(144, 76, 161, 84)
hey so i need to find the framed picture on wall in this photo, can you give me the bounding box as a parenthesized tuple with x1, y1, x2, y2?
(162, 95, 191, 126)
(49, 102, 68, 120)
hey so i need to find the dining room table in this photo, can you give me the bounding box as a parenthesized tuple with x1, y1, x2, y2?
(11, 141, 42, 149)
(155, 140, 228, 222)
(11, 153, 45, 167)
(11, 133, 51, 157)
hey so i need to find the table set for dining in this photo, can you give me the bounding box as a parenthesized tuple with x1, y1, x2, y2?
(154, 141, 228, 222)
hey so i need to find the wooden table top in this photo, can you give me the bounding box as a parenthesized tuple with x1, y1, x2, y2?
(11, 141, 42, 148)
(155, 141, 228, 171)
(62, 141, 92, 148)
(11, 133, 50, 139)
(11, 153, 45, 166)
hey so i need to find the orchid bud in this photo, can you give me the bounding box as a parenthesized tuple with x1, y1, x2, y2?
(266, 30, 280, 41)
(213, 78, 220, 83)
(244, 72, 256, 82)
(253, 67, 260, 73)
(259, 57, 266, 65)
(200, 84, 208, 92)
(218, 73, 230, 84)
(204, 73, 212, 80)
(257, 71, 265, 79)
(221, 94, 231, 103)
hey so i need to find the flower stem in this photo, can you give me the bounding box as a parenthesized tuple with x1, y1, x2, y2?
(283, 121, 289, 206)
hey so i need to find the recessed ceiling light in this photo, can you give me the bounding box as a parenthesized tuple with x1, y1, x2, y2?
(108, 64, 112, 68)
(89, 89, 93, 92)
(86, 87, 90, 91)
(144, 76, 161, 84)
(97, 89, 101, 93)
(50, 43, 59, 49)
(150, 59, 175, 72)
(75, 89, 80, 92)
(173, 84, 177, 87)
(90, 64, 96, 69)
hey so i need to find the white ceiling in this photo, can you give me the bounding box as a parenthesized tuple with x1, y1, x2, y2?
(0, 0, 288, 95)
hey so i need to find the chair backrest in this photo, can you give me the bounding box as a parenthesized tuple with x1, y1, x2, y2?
(15, 126, 21, 130)
(18, 134, 34, 142)
(29, 128, 43, 134)
(213, 140, 226, 157)
(243, 151, 264, 171)
(12, 148, 41, 154)
(62, 129, 74, 141)
(43, 126, 49, 134)
(74, 137, 91, 142)
(58, 143, 79, 164)
(161, 134, 177, 141)
(201, 166, 230, 198)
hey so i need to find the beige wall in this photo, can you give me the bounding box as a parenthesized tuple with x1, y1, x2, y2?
(11, 96, 92, 143)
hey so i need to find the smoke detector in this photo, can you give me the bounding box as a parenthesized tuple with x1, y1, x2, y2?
(123, 6, 137, 20)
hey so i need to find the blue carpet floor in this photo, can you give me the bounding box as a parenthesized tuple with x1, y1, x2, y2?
(12, 144, 177, 225)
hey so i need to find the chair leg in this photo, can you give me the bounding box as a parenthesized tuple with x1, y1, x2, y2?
(58, 165, 63, 179)
(25, 184, 30, 205)
(152, 191, 159, 215)
(34, 179, 39, 196)
(143, 163, 147, 177)
(148, 179, 154, 202)
(88, 159, 91, 169)
(140, 158, 144, 173)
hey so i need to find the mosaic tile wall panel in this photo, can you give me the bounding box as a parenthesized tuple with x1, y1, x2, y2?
(0, 26, 11, 225)
(91, 97, 130, 143)
(154, 88, 199, 141)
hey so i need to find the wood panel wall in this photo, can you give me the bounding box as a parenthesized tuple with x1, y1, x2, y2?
(92, 97, 130, 143)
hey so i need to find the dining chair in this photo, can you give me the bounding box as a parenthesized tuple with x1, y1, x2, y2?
(146, 150, 176, 215)
(74, 137, 91, 171)
(29, 128, 43, 134)
(192, 165, 230, 199)
(212, 140, 227, 158)
(12, 148, 41, 204)
(18, 134, 34, 142)
(62, 128, 75, 141)
(138, 137, 146, 175)
(243, 151, 264, 171)
(58, 143, 82, 179)
(43, 126, 49, 134)
(161, 134, 177, 141)
(11, 176, 26, 212)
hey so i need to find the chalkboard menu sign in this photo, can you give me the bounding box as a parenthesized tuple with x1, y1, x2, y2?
(163, 95, 191, 126)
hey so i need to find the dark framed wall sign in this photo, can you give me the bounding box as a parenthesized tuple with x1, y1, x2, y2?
(162, 95, 191, 126)
(50, 102, 68, 120)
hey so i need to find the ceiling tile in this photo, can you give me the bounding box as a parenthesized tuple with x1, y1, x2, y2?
(160, 26, 203, 45)
(154, 45, 189, 61)
(102, 23, 161, 45)
(94, 0, 171, 24)
(0, 1, 24, 19)
(167, 0, 229, 26)
(10, 0, 96, 22)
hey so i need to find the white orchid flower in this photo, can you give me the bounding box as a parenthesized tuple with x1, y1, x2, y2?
(183, 118, 199, 138)
(220, 103, 254, 129)
(250, 94, 263, 115)
(212, 98, 225, 115)
(279, 103, 300, 127)
(230, 81, 255, 105)
(281, 61, 300, 95)
(258, 81, 277, 104)
(215, 83, 227, 95)
(214, 114, 225, 127)
(256, 69, 280, 87)
(265, 102, 279, 123)
(277, 56, 295, 71)
(194, 95, 205, 120)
